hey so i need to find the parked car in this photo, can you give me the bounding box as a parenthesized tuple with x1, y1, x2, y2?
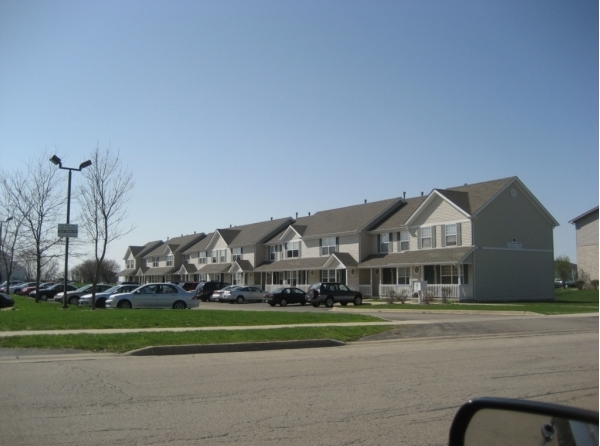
(195, 281, 231, 301)
(0, 280, 23, 293)
(222, 286, 268, 304)
(54, 283, 114, 305)
(10, 282, 37, 294)
(79, 284, 141, 308)
(265, 287, 308, 307)
(178, 281, 199, 291)
(30, 283, 78, 301)
(20, 282, 54, 296)
(210, 285, 240, 302)
(0, 293, 15, 308)
(105, 283, 199, 309)
(307, 282, 363, 307)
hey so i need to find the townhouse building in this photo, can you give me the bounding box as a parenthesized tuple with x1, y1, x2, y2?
(569, 206, 599, 283)
(119, 176, 558, 301)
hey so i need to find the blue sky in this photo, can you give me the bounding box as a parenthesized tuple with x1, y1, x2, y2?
(0, 0, 597, 266)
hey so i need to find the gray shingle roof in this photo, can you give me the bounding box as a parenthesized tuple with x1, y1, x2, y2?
(290, 198, 401, 238)
(217, 217, 293, 247)
(254, 257, 328, 272)
(360, 247, 474, 267)
(144, 233, 205, 258)
(370, 196, 428, 231)
(198, 263, 232, 274)
(438, 177, 516, 215)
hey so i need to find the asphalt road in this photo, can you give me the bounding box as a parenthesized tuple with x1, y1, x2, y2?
(0, 313, 596, 446)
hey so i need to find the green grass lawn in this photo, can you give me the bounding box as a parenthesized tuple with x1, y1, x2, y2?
(0, 295, 384, 331)
(364, 288, 599, 314)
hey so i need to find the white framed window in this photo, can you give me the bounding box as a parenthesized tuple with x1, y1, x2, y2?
(441, 265, 459, 284)
(321, 237, 337, 256)
(198, 251, 207, 264)
(398, 267, 410, 284)
(152, 257, 159, 267)
(421, 227, 432, 249)
(268, 245, 281, 261)
(286, 270, 297, 285)
(378, 233, 391, 253)
(445, 224, 457, 246)
(321, 269, 337, 282)
(398, 231, 410, 251)
(232, 248, 242, 261)
(285, 241, 299, 258)
(209, 251, 217, 263)
(166, 255, 173, 267)
(219, 249, 227, 263)
(126, 259, 134, 269)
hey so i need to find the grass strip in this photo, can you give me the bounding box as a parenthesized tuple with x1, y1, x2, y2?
(0, 325, 396, 353)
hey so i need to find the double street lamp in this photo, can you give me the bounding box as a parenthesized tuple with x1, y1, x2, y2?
(0, 216, 14, 289)
(50, 155, 92, 308)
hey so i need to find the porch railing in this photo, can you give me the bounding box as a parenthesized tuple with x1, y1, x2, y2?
(378, 284, 473, 300)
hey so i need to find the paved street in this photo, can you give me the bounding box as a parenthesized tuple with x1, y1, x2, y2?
(0, 313, 596, 445)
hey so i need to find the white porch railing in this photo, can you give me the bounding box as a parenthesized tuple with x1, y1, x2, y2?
(359, 285, 372, 297)
(378, 284, 473, 300)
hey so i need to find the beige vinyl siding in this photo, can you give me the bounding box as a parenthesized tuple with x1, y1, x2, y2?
(473, 249, 554, 301)
(303, 238, 321, 258)
(413, 195, 467, 226)
(244, 246, 256, 266)
(474, 184, 554, 250)
(339, 234, 360, 260)
(575, 211, 598, 247)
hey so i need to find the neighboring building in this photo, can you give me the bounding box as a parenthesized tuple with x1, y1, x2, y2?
(140, 233, 206, 283)
(120, 176, 558, 301)
(118, 240, 163, 283)
(569, 206, 599, 283)
(0, 251, 26, 283)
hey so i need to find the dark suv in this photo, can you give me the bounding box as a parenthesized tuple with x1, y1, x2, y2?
(307, 282, 363, 307)
(195, 281, 230, 301)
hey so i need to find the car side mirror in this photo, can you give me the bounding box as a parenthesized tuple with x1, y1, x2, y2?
(449, 397, 598, 446)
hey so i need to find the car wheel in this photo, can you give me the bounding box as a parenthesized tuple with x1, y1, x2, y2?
(68, 297, 79, 305)
(236, 296, 244, 304)
(200, 297, 208, 302)
(312, 303, 320, 308)
(325, 296, 334, 307)
(340, 302, 348, 306)
(117, 300, 132, 309)
(173, 300, 187, 309)
(280, 298, 288, 307)
(353, 295, 363, 306)
(268, 301, 276, 307)
(300, 301, 306, 306)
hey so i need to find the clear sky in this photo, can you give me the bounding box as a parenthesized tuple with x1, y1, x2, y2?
(0, 0, 597, 268)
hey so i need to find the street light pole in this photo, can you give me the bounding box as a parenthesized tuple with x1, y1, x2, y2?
(50, 155, 92, 309)
(0, 216, 14, 290)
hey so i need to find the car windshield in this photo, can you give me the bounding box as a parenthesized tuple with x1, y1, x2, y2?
(76, 285, 92, 291)
(273, 288, 285, 293)
(104, 286, 122, 294)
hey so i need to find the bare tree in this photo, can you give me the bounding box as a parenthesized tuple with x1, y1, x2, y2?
(78, 146, 134, 309)
(0, 152, 65, 302)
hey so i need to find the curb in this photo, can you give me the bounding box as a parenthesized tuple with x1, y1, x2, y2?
(125, 338, 346, 356)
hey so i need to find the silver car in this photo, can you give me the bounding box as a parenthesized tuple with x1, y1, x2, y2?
(210, 285, 241, 302)
(79, 284, 140, 308)
(222, 286, 268, 304)
(105, 283, 199, 309)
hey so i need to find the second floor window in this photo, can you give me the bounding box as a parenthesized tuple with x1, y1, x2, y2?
(445, 224, 457, 246)
(398, 231, 410, 251)
(269, 245, 281, 261)
(378, 233, 391, 253)
(152, 257, 159, 267)
(198, 252, 206, 264)
(285, 241, 299, 258)
(321, 237, 337, 256)
(232, 248, 242, 261)
(166, 255, 173, 266)
(421, 227, 433, 249)
(126, 259, 134, 269)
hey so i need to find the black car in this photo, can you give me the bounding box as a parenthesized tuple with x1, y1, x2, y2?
(30, 283, 78, 301)
(265, 287, 308, 307)
(0, 293, 14, 308)
(195, 281, 230, 301)
(307, 282, 363, 307)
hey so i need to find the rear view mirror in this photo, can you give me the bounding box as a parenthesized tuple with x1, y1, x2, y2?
(449, 397, 598, 446)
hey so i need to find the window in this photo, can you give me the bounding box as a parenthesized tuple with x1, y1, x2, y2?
(198, 251, 207, 264)
(152, 257, 159, 267)
(286, 271, 297, 285)
(379, 233, 391, 253)
(321, 269, 337, 282)
(166, 255, 173, 267)
(421, 227, 432, 248)
(209, 251, 217, 263)
(269, 245, 282, 261)
(445, 224, 457, 246)
(126, 259, 134, 269)
(382, 267, 396, 284)
(219, 249, 226, 263)
(232, 248, 242, 261)
(398, 267, 410, 285)
(398, 231, 409, 251)
(321, 237, 337, 255)
(285, 241, 299, 258)
(441, 265, 459, 284)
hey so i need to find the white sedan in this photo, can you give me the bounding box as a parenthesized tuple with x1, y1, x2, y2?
(221, 286, 268, 304)
(105, 283, 199, 309)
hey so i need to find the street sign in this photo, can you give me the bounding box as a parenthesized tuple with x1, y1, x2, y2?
(58, 223, 78, 238)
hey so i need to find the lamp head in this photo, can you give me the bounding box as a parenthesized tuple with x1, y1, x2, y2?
(49, 155, 62, 166)
(79, 160, 92, 170)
